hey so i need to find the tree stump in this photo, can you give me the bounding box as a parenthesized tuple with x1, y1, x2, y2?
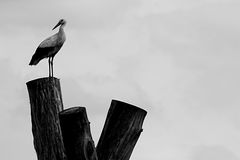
(96, 100, 147, 160)
(26, 77, 147, 160)
(59, 107, 98, 160)
(26, 77, 66, 160)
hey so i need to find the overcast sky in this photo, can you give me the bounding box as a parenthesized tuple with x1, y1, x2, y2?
(1, 0, 240, 160)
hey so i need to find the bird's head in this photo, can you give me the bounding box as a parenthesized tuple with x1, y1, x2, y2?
(52, 19, 67, 30)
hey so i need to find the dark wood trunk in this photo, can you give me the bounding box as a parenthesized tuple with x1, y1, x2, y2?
(26, 77, 66, 160)
(59, 107, 98, 160)
(96, 100, 147, 160)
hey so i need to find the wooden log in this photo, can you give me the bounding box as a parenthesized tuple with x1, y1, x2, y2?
(59, 107, 98, 160)
(96, 100, 147, 160)
(26, 77, 66, 160)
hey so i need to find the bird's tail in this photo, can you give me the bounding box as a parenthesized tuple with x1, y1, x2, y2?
(29, 55, 41, 65)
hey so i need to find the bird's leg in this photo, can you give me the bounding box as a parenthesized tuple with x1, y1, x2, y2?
(51, 57, 54, 77)
(48, 57, 51, 78)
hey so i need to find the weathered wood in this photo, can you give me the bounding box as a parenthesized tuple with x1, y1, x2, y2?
(26, 77, 66, 160)
(59, 107, 98, 160)
(96, 100, 147, 160)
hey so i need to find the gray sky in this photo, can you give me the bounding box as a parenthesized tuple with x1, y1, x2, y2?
(1, 0, 240, 159)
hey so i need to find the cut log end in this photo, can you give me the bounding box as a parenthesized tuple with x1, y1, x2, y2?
(111, 99, 147, 114)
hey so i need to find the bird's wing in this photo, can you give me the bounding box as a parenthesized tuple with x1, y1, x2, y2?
(38, 33, 58, 48)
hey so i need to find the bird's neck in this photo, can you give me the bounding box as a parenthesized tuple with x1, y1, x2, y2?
(58, 25, 66, 42)
(59, 25, 65, 33)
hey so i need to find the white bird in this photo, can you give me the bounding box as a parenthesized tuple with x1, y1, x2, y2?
(29, 19, 66, 77)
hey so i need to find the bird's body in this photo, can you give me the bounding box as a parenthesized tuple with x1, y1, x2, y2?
(29, 19, 66, 77)
(29, 30, 65, 65)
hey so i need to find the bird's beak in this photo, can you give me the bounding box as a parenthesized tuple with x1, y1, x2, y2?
(52, 22, 61, 30)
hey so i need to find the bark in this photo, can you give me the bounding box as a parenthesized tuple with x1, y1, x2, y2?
(96, 100, 147, 160)
(26, 77, 66, 160)
(59, 107, 98, 160)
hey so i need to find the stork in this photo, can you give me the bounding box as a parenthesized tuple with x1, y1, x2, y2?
(29, 19, 66, 77)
